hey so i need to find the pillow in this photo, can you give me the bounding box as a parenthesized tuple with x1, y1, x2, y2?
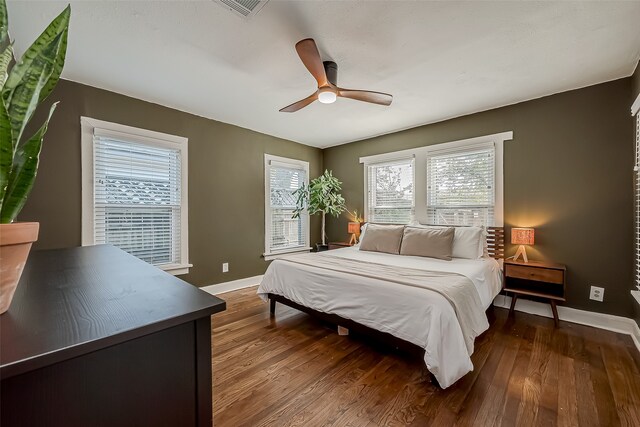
(359, 224, 404, 254)
(451, 226, 485, 259)
(357, 222, 368, 245)
(400, 226, 455, 260)
(415, 224, 485, 259)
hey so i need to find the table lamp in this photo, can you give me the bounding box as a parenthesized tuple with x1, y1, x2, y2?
(511, 227, 535, 263)
(348, 222, 360, 245)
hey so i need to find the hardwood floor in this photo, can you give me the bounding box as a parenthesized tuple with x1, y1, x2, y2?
(211, 286, 640, 426)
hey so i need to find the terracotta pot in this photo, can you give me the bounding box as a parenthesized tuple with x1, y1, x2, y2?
(0, 222, 39, 314)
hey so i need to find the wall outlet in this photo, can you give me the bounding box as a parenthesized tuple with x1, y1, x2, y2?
(589, 286, 604, 302)
(222, 262, 229, 273)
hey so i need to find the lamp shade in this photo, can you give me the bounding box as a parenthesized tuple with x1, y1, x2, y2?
(348, 222, 360, 234)
(511, 227, 535, 245)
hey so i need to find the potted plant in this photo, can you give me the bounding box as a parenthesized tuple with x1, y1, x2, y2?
(0, 1, 70, 314)
(293, 170, 346, 251)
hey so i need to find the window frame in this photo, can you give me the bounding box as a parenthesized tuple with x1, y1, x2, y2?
(360, 131, 512, 227)
(364, 157, 416, 224)
(263, 154, 311, 260)
(80, 117, 191, 275)
(632, 94, 640, 291)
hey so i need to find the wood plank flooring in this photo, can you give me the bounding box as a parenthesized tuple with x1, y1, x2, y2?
(211, 286, 640, 426)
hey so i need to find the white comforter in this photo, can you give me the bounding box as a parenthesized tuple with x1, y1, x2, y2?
(257, 247, 502, 388)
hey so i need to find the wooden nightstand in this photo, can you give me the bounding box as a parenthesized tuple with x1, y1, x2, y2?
(503, 259, 566, 326)
(328, 242, 353, 250)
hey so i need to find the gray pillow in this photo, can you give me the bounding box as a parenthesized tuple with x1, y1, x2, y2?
(400, 226, 455, 260)
(359, 224, 405, 254)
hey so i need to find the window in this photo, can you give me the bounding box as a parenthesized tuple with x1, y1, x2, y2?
(427, 143, 495, 226)
(361, 131, 511, 227)
(633, 95, 640, 290)
(366, 158, 414, 223)
(264, 154, 310, 259)
(81, 117, 190, 275)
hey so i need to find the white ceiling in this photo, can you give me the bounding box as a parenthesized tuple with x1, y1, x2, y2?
(7, 1, 640, 148)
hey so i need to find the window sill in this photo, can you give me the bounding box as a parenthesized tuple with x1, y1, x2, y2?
(159, 263, 193, 276)
(632, 290, 640, 307)
(264, 247, 312, 261)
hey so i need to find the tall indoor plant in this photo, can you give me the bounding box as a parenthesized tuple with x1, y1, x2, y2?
(293, 169, 346, 251)
(0, 1, 70, 313)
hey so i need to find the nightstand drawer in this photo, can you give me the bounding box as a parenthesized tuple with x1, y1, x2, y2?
(506, 264, 564, 284)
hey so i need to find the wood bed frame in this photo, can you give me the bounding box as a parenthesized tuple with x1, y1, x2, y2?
(267, 226, 505, 381)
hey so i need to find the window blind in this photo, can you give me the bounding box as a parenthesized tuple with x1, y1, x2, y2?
(93, 134, 182, 266)
(426, 143, 495, 226)
(268, 162, 307, 252)
(366, 159, 414, 223)
(633, 112, 640, 290)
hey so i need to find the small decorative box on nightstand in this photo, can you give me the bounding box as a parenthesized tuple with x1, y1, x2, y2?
(503, 259, 566, 326)
(328, 242, 353, 250)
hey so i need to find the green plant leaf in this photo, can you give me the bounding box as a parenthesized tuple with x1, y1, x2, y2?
(292, 169, 346, 220)
(0, 101, 56, 223)
(2, 5, 69, 149)
(0, 44, 12, 88)
(0, 95, 11, 212)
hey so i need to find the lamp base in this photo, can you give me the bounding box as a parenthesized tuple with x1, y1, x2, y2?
(513, 245, 528, 263)
(349, 234, 358, 245)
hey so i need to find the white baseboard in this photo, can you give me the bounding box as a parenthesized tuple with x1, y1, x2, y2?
(200, 275, 263, 295)
(494, 295, 640, 353)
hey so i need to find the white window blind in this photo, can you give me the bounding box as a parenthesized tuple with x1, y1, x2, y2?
(426, 143, 495, 226)
(265, 157, 309, 255)
(93, 132, 182, 267)
(366, 159, 414, 223)
(635, 113, 640, 290)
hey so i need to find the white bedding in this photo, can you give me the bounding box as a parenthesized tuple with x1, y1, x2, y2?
(257, 247, 502, 388)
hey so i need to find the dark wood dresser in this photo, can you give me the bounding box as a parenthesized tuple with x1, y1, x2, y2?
(0, 245, 226, 427)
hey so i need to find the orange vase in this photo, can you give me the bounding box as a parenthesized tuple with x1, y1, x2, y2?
(0, 222, 39, 314)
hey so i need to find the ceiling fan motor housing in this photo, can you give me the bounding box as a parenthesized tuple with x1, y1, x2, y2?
(323, 61, 338, 86)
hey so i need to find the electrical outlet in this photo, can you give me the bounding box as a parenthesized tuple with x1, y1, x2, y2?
(222, 262, 229, 273)
(589, 286, 604, 302)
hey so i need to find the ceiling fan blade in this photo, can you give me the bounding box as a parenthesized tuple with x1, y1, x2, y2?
(279, 91, 318, 113)
(337, 88, 393, 106)
(295, 38, 328, 87)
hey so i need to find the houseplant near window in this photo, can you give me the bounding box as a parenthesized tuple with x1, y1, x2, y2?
(0, 1, 70, 314)
(293, 169, 346, 251)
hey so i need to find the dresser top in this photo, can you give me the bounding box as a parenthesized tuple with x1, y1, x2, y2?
(1, 245, 226, 379)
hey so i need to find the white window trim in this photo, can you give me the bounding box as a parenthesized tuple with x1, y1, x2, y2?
(360, 131, 513, 227)
(633, 95, 640, 292)
(364, 157, 416, 224)
(264, 154, 311, 261)
(80, 117, 191, 275)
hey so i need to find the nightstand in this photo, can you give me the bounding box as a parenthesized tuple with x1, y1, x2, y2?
(328, 242, 353, 250)
(503, 259, 566, 326)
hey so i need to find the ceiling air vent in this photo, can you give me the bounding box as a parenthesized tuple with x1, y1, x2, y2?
(215, 0, 269, 19)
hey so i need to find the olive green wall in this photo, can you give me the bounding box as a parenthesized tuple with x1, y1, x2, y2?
(324, 78, 635, 318)
(21, 79, 323, 287)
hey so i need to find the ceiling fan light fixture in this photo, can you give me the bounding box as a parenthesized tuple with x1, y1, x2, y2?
(318, 88, 337, 104)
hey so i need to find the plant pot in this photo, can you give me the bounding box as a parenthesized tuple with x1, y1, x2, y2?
(316, 243, 329, 252)
(0, 222, 39, 314)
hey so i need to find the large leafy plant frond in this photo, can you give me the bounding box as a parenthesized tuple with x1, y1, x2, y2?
(3, 4, 69, 150)
(0, 0, 69, 223)
(292, 169, 346, 219)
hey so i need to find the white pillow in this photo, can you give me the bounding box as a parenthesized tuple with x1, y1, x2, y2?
(452, 226, 485, 259)
(415, 225, 484, 259)
(356, 223, 368, 246)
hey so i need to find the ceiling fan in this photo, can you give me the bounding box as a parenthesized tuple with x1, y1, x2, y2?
(280, 38, 393, 113)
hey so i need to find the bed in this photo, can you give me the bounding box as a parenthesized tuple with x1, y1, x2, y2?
(257, 226, 505, 389)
